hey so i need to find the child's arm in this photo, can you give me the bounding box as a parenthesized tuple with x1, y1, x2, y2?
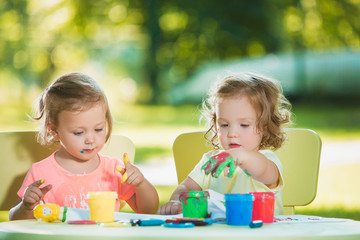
(227, 148, 280, 188)
(9, 179, 52, 220)
(122, 162, 159, 214)
(202, 148, 280, 188)
(157, 177, 202, 215)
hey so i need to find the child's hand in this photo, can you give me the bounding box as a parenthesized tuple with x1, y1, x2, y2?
(118, 162, 145, 187)
(201, 152, 237, 178)
(157, 200, 182, 215)
(22, 179, 52, 210)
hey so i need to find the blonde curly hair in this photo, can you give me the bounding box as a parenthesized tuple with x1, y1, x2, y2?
(201, 72, 292, 150)
(32, 72, 113, 146)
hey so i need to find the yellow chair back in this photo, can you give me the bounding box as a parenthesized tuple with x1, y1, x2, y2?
(172, 128, 322, 214)
(0, 131, 134, 210)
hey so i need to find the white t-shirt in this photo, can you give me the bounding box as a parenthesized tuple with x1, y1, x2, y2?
(188, 149, 284, 215)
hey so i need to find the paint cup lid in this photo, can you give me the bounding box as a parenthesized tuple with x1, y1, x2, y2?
(225, 193, 254, 201)
(87, 192, 118, 199)
(249, 192, 275, 199)
(179, 191, 209, 201)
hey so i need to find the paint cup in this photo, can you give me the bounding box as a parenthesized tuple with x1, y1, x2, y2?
(179, 191, 209, 218)
(225, 193, 254, 226)
(251, 192, 275, 223)
(87, 192, 117, 223)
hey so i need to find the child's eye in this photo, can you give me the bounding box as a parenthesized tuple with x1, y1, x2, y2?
(220, 123, 228, 127)
(95, 128, 103, 132)
(240, 124, 249, 127)
(74, 131, 83, 136)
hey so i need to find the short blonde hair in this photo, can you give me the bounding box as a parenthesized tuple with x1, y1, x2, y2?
(33, 72, 113, 145)
(201, 72, 292, 150)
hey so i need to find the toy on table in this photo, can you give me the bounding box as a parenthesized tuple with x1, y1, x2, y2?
(163, 222, 195, 228)
(33, 203, 67, 222)
(249, 220, 263, 228)
(116, 153, 130, 183)
(165, 217, 213, 226)
(201, 152, 239, 178)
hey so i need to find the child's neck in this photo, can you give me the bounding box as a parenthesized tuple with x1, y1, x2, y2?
(55, 148, 100, 175)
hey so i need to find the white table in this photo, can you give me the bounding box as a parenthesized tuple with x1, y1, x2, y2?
(1, 218, 360, 240)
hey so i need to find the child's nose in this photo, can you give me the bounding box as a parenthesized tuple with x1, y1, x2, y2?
(85, 133, 95, 144)
(228, 126, 239, 138)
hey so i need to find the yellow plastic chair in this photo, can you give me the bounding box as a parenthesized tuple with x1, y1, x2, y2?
(0, 131, 135, 211)
(172, 128, 322, 215)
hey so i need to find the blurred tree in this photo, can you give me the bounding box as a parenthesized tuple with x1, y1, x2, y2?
(0, 0, 359, 104)
(150, 0, 286, 102)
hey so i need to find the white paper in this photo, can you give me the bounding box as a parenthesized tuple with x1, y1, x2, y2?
(206, 189, 226, 221)
(64, 207, 182, 222)
(273, 215, 351, 224)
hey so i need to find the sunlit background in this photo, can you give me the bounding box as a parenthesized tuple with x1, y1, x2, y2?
(1, 0, 360, 221)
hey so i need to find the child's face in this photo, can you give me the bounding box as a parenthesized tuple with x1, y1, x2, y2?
(216, 95, 262, 151)
(54, 103, 107, 161)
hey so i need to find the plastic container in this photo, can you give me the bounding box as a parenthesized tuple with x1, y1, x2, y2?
(225, 193, 254, 226)
(87, 192, 118, 223)
(251, 192, 275, 223)
(179, 191, 209, 218)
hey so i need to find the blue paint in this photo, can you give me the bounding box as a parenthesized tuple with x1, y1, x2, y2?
(225, 193, 254, 226)
(80, 150, 84, 154)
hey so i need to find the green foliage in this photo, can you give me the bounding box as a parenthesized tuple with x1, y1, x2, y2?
(113, 104, 202, 127)
(296, 207, 360, 221)
(135, 146, 170, 164)
(293, 101, 360, 140)
(1, 1, 359, 103)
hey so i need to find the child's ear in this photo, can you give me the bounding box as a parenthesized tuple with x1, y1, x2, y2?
(48, 122, 59, 141)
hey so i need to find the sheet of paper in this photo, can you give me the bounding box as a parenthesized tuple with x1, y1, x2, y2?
(206, 189, 226, 221)
(274, 215, 351, 224)
(115, 212, 182, 221)
(64, 207, 182, 222)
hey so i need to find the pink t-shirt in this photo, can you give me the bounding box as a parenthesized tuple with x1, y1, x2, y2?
(17, 152, 135, 210)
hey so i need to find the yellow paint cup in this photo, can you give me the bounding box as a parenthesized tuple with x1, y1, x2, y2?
(87, 192, 118, 223)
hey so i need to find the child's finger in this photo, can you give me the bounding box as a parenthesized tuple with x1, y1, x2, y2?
(122, 165, 143, 185)
(40, 184, 52, 196)
(31, 179, 46, 187)
(116, 165, 125, 174)
(121, 172, 128, 183)
(123, 153, 130, 165)
(116, 165, 129, 183)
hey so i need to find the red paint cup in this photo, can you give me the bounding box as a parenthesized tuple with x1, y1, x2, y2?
(250, 192, 275, 223)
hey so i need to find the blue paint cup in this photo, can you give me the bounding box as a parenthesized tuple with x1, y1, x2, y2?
(225, 193, 254, 226)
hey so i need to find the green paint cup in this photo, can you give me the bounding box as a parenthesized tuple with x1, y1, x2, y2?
(179, 191, 209, 218)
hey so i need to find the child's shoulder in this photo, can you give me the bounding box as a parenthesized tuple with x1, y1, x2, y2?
(259, 149, 275, 155)
(259, 149, 281, 164)
(29, 152, 57, 172)
(32, 152, 56, 166)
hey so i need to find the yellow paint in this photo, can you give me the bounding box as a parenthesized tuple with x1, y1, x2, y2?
(123, 153, 130, 164)
(121, 172, 128, 183)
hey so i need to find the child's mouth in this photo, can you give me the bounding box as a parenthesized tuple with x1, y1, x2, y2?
(229, 144, 241, 149)
(82, 149, 94, 153)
